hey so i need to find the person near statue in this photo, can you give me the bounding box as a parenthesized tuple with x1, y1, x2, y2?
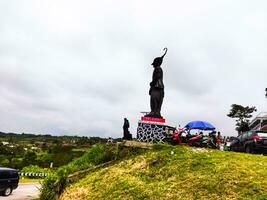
(145, 48, 167, 118)
(122, 118, 132, 140)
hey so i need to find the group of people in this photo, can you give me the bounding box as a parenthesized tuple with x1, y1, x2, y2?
(206, 131, 223, 149)
(200, 131, 231, 150)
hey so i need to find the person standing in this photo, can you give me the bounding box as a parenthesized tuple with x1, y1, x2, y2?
(123, 118, 132, 140)
(216, 131, 222, 150)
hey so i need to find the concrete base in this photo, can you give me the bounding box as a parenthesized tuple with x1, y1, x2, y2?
(136, 117, 176, 143)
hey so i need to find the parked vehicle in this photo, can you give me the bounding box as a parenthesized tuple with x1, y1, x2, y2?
(174, 120, 217, 148)
(230, 130, 267, 154)
(0, 167, 19, 196)
(172, 128, 204, 147)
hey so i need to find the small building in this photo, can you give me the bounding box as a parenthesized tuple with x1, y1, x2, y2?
(34, 142, 47, 148)
(249, 112, 267, 131)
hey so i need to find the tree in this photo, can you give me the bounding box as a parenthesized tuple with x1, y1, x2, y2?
(23, 151, 37, 166)
(0, 155, 10, 166)
(227, 104, 257, 134)
(10, 158, 24, 169)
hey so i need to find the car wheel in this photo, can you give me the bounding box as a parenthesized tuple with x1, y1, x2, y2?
(3, 187, 12, 196)
(245, 146, 253, 154)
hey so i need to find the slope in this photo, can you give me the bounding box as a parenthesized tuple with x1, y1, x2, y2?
(59, 145, 267, 200)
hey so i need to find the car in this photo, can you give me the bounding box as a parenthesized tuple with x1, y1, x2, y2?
(0, 167, 19, 196)
(230, 130, 267, 154)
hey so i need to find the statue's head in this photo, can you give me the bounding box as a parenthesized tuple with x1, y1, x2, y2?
(151, 48, 168, 67)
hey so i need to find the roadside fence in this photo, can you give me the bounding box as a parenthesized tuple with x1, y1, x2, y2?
(18, 172, 48, 178)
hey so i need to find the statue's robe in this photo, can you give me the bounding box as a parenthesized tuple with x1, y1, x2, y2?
(149, 66, 164, 118)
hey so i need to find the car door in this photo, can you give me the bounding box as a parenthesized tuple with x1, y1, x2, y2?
(245, 131, 253, 147)
(0, 170, 9, 191)
(230, 138, 238, 151)
(10, 170, 19, 188)
(235, 135, 243, 151)
(239, 133, 248, 151)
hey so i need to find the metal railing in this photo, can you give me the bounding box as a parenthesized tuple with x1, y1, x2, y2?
(18, 172, 48, 177)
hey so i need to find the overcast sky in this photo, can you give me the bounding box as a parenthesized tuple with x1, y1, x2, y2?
(0, 0, 267, 138)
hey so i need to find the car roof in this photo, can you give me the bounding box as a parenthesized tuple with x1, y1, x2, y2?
(0, 167, 17, 171)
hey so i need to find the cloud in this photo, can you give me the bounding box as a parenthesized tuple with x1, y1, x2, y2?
(0, 0, 267, 137)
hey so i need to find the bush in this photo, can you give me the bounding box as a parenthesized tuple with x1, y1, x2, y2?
(10, 158, 23, 169)
(40, 143, 117, 200)
(21, 165, 51, 174)
(39, 173, 58, 200)
(0, 155, 9, 166)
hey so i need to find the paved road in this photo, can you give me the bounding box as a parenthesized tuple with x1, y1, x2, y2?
(1, 183, 41, 200)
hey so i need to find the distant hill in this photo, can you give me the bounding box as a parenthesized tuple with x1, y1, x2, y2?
(59, 145, 267, 200)
(0, 131, 107, 145)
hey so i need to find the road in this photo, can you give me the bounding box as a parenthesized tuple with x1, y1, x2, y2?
(1, 183, 41, 200)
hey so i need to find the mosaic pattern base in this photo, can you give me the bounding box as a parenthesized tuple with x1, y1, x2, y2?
(137, 122, 167, 143)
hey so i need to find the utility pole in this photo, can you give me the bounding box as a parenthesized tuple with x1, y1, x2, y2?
(265, 88, 267, 98)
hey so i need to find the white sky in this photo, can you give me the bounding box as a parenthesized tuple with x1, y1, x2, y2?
(0, 0, 267, 138)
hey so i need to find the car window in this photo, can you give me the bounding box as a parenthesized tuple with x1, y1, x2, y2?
(247, 131, 253, 137)
(241, 133, 247, 140)
(0, 171, 10, 179)
(10, 171, 18, 178)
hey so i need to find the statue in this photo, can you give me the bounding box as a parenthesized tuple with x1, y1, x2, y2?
(145, 48, 167, 118)
(122, 118, 132, 140)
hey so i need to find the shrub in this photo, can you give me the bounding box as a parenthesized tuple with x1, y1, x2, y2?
(21, 165, 51, 174)
(40, 143, 118, 200)
(39, 173, 58, 200)
(0, 155, 10, 166)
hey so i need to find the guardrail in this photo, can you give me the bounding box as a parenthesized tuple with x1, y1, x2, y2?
(18, 172, 48, 178)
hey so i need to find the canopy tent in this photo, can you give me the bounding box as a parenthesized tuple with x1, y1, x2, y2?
(184, 121, 215, 130)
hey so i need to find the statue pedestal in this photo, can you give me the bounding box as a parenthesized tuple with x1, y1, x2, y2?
(136, 117, 175, 143)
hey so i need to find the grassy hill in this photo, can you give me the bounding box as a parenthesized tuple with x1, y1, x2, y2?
(59, 144, 267, 200)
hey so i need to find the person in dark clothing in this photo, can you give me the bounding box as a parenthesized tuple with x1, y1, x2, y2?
(146, 48, 167, 118)
(123, 118, 132, 140)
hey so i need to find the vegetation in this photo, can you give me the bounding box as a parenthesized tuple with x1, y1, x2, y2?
(227, 104, 257, 134)
(0, 132, 107, 145)
(0, 131, 107, 169)
(39, 144, 118, 200)
(59, 144, 267, 200)
(19, 177, 43, 183)
(0, 144, 85, 169)
(21, 165, 51, 174)
(40, 142, 146, 200)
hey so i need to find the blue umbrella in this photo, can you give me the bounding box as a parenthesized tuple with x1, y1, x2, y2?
(185, 121, 215, 130)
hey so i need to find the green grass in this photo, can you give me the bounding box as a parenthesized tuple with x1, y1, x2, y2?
(71, 148, 87, 152)
(20, 177, 44, 183)
(59, 144, 267, 200)
(39, 143, 118, 200)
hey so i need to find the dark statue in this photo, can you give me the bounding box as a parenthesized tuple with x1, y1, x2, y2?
(145, 48, 167, 118)
(123, 118, 132, 140)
